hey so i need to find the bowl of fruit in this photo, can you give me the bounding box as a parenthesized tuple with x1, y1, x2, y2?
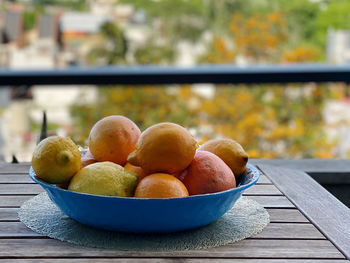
(30, 116, 259, 233)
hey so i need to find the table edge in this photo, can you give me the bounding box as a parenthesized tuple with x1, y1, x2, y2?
(258, 164, 350, 260)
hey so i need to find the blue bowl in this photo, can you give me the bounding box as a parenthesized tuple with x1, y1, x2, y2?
(29, 163, 259, 233)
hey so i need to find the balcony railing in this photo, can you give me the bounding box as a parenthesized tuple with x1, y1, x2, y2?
(1, 63, 350, 85)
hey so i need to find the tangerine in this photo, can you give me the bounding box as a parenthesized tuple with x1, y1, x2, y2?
(88, 115, 141, 165)
(124, 162, 147, 181)
(134, 173, 189, 198)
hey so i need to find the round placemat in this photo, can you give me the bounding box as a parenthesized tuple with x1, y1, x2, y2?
(19, 192, 269, 251)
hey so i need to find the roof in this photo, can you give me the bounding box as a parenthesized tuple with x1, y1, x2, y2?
(60, 12, 111, 34)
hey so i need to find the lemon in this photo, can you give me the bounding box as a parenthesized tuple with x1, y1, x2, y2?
(32, 136, 81, 184)
(199, 138, 249, 178)
(127, 122, 197, 174)
(68, 162, 138, 197)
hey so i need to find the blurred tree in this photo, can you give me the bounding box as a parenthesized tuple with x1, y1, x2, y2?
(32, 0, 86, 11)
(197, 11, 336, 158)
(313, 0, 350, 48)
(230, 12, 287, 62)
(23, 11, 36, 30)
(134, 39, 175, 65)
(282, 46, 320, 63)
(88, 22, 128, 65)
(198, 84, 335, 158)
(198, 37, 235, 64)
(120, 0, 207, 42)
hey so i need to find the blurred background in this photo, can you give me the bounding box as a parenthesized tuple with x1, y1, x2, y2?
(1, 0, 350, 162)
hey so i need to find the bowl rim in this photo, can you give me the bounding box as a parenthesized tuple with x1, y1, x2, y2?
(30, 163, 259, 201)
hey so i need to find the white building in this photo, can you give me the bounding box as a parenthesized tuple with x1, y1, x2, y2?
(326, 29, 350, 64)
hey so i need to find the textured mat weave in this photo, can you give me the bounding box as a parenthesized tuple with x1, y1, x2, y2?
(19, 192, 269, 251)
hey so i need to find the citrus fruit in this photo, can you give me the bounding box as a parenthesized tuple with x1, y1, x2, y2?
(182, 151, 236, 195)
(199, 138, 248, 178)
(124, 162, 147, 181)
(68, 161, 138, 197)
(127, 122, 197, 174)
(31, 136, 81, 184)
(81, 149, 97, 168)
(88, 115, 141, 166)
(134, 173, 189, 198)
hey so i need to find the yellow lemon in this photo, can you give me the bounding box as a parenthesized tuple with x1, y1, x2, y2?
(199, 138, 248, 178)
(31, 136, 81, 184)
(68, 162, 138, 197)
(127, 122, 197, 174)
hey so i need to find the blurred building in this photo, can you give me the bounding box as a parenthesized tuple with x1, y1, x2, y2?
(59, 12, 112, 64)
(38, 14, 61, 44)
(3, 10, 24, 47)
(327, 29, 350, 64)
(324, 98, 350, 157)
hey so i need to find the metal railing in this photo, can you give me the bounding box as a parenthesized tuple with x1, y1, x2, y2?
(1, 63, 350, 85)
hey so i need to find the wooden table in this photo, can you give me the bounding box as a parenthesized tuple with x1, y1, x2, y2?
(0, 162, 349, 262)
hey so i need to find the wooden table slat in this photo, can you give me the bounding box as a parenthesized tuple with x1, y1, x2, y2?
(0, 174, 34, 183)
(253, 223, 325, 239)
(257, 173, 272, 184)
(0, 208, 19, 221)
(267, 208, 309, 223)
(0, 184, 44, 195)
(0, 259, 348, 263)
(0, 163, 31, 174)
(259, 164, 350, 260)
(0, 196, 35, 207)
(0, 239, 344, 259)
(0, 222, 325, 240)
(244, 184, 282, 195)
(247, 195, 295, 208)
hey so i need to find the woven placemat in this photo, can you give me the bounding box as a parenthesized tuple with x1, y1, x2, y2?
(19, 192, 269, 251)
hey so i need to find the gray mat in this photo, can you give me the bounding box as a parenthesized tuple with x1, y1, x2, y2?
(19, 192, 269, 251)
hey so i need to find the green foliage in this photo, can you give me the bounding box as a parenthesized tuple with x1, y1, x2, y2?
(23, 11, 36, 30)
(313, 0, 350, 48)
(88, 23, 128, 65)
(134, 40, 175, 65)
(32, 0, 86, 11)
(274, 0, 320, 48)
(120, 0, 205, 18)
(120, 0, 207, 42)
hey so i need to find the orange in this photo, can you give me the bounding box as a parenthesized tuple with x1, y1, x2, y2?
(124, 162, 148, 181)
(81, 149, 97, 168)
(182, 151, 236, 195)
(134, 173, 189, 198)
(199, 138, 248, 178)
(127, 122, 197, 174)
(88, 115, 141, 166)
